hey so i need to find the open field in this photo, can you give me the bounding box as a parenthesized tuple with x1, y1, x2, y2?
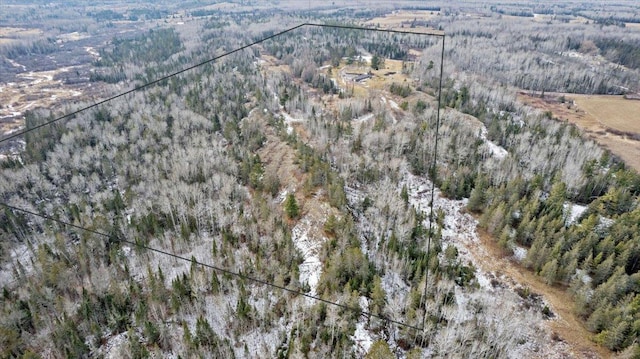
(0, 27, 42, 45)
(364, 10, 440, 32)
(625, 22, 640, 30)
(572, 95, 640, 134)
(518, 92, 640, 172)
(365, 59, 407, 89)
(0, 66, 103, 136)
(334, 58, 409, 93)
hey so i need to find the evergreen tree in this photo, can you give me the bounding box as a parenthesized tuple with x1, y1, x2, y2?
(284, 193, 300, 219)
(370, 55, 384, 70)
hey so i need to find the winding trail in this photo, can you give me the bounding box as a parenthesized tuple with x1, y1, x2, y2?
(405, 172, 609, 358)
(472, 229, 610, 359)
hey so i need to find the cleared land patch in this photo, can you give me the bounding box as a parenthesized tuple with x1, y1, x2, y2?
(625, 22, 640, 30)
(0, 27, 42, 45)
(363, 10, 444, 36)
(572, 94, 640, 134)
(0, 67, 94, 135)
(518, 92, 640, 172)
(365, 10, 439, 27)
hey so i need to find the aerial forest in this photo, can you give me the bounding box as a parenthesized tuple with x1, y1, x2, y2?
(1, 1, 640, 358)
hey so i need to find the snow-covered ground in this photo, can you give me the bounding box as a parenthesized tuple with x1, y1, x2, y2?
(563, 202, 588, 225)
(0, 243, 33, 287)
(346, 170, 574, 357)
(402, 172, 491, 288)
(291, 217, 324, 297)
(513, 245, 528, 262)
(479, 126, 508, 159)
(351, 296, 374, 356)
(281, 111, 304, 135)
(381, 270, 409, 314)
(401, 172, 574, 357)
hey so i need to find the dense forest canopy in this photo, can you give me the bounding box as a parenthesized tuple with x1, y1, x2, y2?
(1, 1, 640, 358)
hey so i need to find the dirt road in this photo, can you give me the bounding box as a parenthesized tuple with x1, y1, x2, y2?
(473, 228, 611, 358)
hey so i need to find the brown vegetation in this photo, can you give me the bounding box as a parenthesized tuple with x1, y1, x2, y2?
(364, 10, 439, 28)
(0, 67, 101, 135)
(0, 27, 42, 45)
(473, 228, 610, 358)
(518, 92, 640, 172)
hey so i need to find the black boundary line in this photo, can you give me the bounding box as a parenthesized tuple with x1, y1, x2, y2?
(0, 23, 442, 145)
(0, 23, 306, 145)
(0, 202, 423, 332)
(0, 22, 446, 335)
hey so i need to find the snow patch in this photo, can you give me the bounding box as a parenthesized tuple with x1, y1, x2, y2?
(479, 126, 508, 159)
(2, 126, 25, 135)
(292, 217, 324, 297)
(85, 46, 100, 58)
(352, 113, 374, 125)
(381, 270, 410, 317)
(453, 289, 475, 321)
(351, 297, 373, 356)
(277, 189, 288, 203)
(474, 271, 493, 289)
(281, 112, 304, 135)
(0, 243, 33, 287)
(402, 172, 492, 289)
(98, 331, 128, 358)
(575, 269, 592, 285)
(7, 59, 26, 71)
(562, 202, 588, 225)
(513, 245, 527, 262)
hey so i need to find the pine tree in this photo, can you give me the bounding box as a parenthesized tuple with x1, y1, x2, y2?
(467, 186, 485, 213)
(366, 340, 394, 358)
(370, 55, 384, 70)
(370, 275, 386, 316)
(400, 184, 409, 205)
(284, 193, 300, 219)
(540, 259, 559, 285)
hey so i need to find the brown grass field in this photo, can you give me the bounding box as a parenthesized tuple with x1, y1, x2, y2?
(572, 95, 640, 134)
(364, 10, 439, 27)
(625, 22, 640, 30)
(519, 92, 640, 172)
(0, 27, 42, 45)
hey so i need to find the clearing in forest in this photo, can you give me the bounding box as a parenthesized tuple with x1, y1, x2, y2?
(331, 58, 411, 95)
(518, 92, 640, 172)
(364, 10, 439, 28)
(572, 94, 640, 134)
(0, 26, 42, 45)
